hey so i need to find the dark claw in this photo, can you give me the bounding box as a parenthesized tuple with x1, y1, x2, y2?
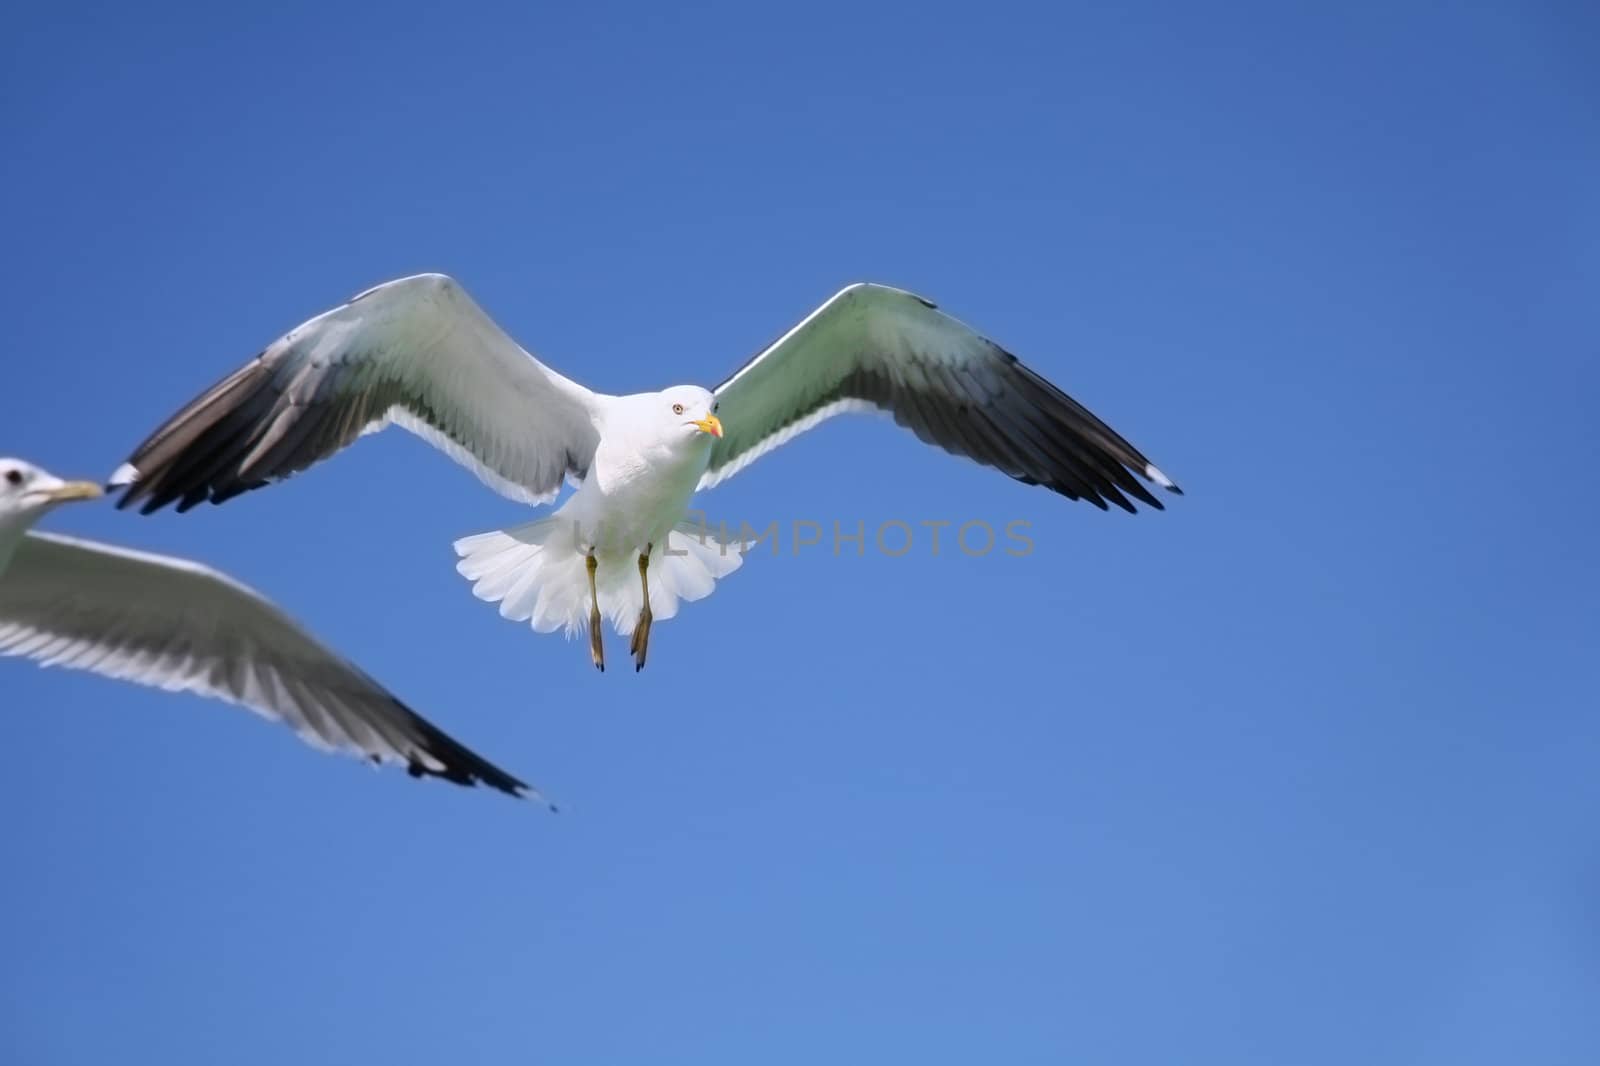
(630, 609, 653, 672)
(589, 611, 605, 673)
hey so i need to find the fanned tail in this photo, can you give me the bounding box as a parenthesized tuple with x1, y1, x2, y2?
(454, 517, 745, 637)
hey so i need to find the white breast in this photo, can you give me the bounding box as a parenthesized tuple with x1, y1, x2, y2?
(562, 434, 713, 556)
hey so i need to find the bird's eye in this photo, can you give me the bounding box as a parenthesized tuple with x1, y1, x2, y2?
(713, 402, 719, 413)
(3, 469, 21, 486)
(672, 403, 684, 415)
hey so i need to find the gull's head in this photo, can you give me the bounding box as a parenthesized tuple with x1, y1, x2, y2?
(0, 457, 103, 527)
(655, 385, 722, 443)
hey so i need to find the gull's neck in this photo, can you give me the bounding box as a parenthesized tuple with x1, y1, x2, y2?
(0, 512, 40, 577)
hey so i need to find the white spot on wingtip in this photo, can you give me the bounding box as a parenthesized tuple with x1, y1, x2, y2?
(1145, 463, 1177, 490)
(107, 462, 139, 488)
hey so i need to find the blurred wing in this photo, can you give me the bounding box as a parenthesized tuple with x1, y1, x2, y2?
(0, 532, 533, 799)
(113, 273, 606, 514)
(700, 283, 1181, 512)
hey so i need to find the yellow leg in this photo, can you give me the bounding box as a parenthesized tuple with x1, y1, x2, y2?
(628, 545, 654, 672)
(587, 553, 604, 672)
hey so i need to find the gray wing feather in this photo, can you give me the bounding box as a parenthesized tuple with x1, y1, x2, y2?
(0, 532, 533, 798)
(113, 273, 604, 514)
(700, 284, 1181, 512)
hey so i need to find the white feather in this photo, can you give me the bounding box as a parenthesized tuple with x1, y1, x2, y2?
(455, 517, 745, 639)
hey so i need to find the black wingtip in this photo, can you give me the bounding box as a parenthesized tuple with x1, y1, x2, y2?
(395, 702, 537, 802)
(406, 754, 533, 802)
(107, 466, 142, 510)
(1142, 464, 1183, 499)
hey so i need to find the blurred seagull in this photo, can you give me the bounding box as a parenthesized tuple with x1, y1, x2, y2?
(111, 275, 1182, 672)
(0, 457, 535, 802)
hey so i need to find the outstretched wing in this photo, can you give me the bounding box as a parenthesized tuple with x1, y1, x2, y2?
(700, 283, 1181, 513)
(113, 273, 606, 514)
(0, 532, 536, 801)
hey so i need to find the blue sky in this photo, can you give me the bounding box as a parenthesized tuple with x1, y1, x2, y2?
(2, 2, 1596, 1063)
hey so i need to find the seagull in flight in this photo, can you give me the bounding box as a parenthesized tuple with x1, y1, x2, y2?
(1, 457, 534, 801)
(112, 275, 1182, 671)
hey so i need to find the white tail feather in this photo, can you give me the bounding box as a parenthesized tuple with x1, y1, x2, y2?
(454, 517, 745, 637)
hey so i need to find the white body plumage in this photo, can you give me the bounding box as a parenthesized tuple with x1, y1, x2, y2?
(455, 387, 743, 638)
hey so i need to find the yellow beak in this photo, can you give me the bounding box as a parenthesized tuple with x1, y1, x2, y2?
(45, 480, 104, 503)
(692, 414, 724, 438)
